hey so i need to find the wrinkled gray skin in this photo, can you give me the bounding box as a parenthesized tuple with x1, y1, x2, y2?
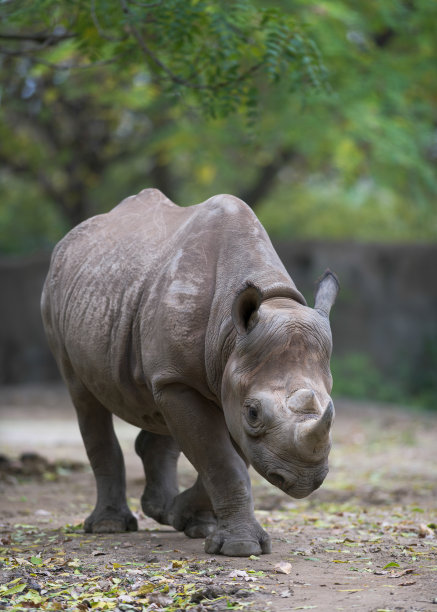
(41, 189, 339, 557)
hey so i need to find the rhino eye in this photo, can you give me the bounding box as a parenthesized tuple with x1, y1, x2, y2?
(244, 399, 261, 424)
(248, 406, 258, 422)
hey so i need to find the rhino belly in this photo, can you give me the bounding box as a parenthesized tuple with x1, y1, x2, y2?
(68, 362, 171, 435)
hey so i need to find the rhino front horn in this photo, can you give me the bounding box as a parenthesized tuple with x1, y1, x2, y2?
(295, 401, 335, 458)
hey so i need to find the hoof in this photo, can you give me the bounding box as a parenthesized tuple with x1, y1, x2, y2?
(221, 539, 265, 557)
(169, 507, 217, 539)
(140, 486, 177, 526)
(84, 511, 138, 533)
(204, 524, 271, 557)
(183, 512, 217, 539)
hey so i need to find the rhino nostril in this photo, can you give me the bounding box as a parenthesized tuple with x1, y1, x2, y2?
(268, 472, 286, 489)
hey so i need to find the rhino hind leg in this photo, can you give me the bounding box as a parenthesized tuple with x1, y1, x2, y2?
(135, 430, 180, 525)
(68, 379, 138, 533)
(135, 430, 216, 537)
(168, 475, 217, 539)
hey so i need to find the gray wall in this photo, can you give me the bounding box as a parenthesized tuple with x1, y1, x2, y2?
(0, 253, 58, 383)
(275, 241, 437, 376)
(1, 242, 436, 385)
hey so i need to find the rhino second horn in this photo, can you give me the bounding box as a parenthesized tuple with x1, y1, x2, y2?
(294, 401, 334, 455)
(288, 388, 320, 414)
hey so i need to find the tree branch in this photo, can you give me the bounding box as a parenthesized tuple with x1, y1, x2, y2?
(127, 0, 162, 7)
(373, 27, 395, 48)
(0, 45, 119, 69)
(0, 31, 74, 43)
(90, 0, 127, 43)
(238, 148, 299, 210)
(0, 151, 67, 211)
(119, 0, 262, 91)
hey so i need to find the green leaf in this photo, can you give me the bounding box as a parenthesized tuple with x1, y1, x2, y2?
(30, 556, 43, 565)
(1, 583, 27, 596)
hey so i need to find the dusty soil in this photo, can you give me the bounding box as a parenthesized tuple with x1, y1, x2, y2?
(0, 384, 436, 612)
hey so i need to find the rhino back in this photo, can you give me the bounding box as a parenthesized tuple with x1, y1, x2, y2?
(42, 189, 297, 423)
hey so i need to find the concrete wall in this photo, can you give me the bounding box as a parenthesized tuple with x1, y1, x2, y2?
(1, 242, 436, 384)
(275, 241, 437, 377)
(0, 253, 58, 383)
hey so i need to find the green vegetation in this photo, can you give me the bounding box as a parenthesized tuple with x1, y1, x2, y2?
(0, 2, 435, 407)
(0, 0, 324, 251)
(1, 0, 437, 253)
(332, 345, 437, 410)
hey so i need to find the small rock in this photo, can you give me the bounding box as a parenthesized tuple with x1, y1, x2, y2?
(35, 509, 51, 516)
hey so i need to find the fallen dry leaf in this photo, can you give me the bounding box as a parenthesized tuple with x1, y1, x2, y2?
(274, 561, 292, 574)
(418, 524, 434, 538)
(228, 569, 248, 579)
(389, 568, 414, 579)
(227, 569, 257, 582)
(147, 593, 173, 606)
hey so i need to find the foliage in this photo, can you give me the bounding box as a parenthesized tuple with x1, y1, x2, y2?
(1, 401, 437, 610)
(331, 349, 437, 410)
(331, 353, 404, 405)
(0, 0, 324, 117)
(179, 0, 437, 242)
(0, 0, 325, 251)
(407, 336, 437, 409)
(0, 0, 437, 253)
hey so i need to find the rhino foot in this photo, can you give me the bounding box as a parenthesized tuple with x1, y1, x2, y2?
(168, 480, 217, 539)
(140, 484, 177, 525)
(172, 509, 217, 539)
(205, 521, 271, 557)
(84, 508, 138, 533)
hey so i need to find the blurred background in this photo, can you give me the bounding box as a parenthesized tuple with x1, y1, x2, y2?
(0, 0, 436, 409)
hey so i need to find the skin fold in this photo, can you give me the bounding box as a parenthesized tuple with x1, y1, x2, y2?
(41, 188, 339, 557)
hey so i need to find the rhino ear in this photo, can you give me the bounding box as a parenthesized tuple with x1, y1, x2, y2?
(314, 269, 339, 317)
(232, 283, 262, 335)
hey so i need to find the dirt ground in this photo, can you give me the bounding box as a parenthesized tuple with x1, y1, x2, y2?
(0, 384, 436, 612)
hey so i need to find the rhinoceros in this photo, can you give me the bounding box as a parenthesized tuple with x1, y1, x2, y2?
(41, 188, 339, 557)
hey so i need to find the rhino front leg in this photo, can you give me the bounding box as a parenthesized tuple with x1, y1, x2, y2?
(158, 384, 271, 556)
(134, 430, 179, 525)
(68, 381, 137, 533)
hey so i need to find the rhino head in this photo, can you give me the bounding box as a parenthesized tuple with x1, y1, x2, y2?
(222, 271, 339, 499)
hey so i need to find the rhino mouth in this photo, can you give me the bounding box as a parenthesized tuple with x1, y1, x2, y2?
(266, 467, 328, 498)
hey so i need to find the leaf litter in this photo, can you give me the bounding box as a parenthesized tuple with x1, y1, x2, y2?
(1, 393, 437, 610)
